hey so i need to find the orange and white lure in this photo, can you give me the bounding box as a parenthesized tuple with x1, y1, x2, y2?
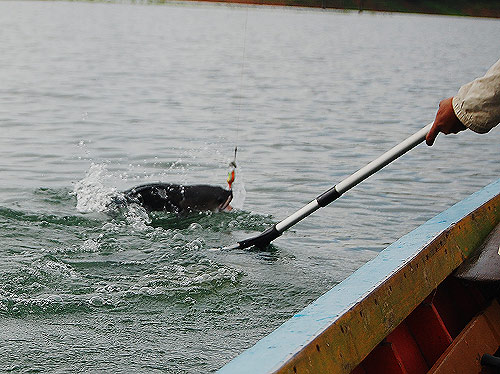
(227, 169, 236, 190)
(227, 147, 238, 190)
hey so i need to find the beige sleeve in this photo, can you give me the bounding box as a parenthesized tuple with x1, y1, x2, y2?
(452, 58, 500, 134)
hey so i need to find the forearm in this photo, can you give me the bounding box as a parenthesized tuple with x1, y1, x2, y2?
(452, 58, 500, 134)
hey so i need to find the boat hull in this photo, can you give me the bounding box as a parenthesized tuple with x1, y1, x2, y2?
(217, 178, 500, 374)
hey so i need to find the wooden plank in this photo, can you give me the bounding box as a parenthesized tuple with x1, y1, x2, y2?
(360, 343, 407, 374)
(350, 365, 367, 374)
(429, 300, 500, 374)
(406, 301, 453, 367)
(433, 277, 484, 338)
(455, 222, 500, 282)
(385, 322, 429, 374)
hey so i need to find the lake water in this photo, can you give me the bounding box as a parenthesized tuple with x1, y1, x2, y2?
(1, 1, 499, 372)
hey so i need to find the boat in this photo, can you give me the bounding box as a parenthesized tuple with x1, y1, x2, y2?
(217, 178, 500, 374)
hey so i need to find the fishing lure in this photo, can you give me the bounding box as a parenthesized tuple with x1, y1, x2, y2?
(227, 147, 237, 190)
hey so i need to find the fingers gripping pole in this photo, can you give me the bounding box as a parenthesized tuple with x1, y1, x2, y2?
(231, 123, 433, 250)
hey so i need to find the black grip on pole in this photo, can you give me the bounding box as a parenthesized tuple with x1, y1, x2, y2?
(316, 186, 341, 207)
(481, 354, 500, 368)
(237, 225, 281, 250)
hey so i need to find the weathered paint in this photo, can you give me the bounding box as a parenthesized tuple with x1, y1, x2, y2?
(217, 178, 500, 374)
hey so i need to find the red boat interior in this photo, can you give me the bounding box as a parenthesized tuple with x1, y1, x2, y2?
(352, 223, 500, 374)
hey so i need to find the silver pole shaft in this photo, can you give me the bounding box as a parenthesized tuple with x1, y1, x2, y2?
(275, 123, 432, 234)
(276, 200, 320, 232)
(335, 123, 432, 194)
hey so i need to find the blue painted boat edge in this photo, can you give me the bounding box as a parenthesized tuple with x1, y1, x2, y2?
(217, 177, 500, 374)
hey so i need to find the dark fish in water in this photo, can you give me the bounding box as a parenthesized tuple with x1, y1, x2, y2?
(122, 183, 233, 214)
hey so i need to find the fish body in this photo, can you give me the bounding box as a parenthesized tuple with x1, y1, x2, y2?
(123, 183, 232, 214)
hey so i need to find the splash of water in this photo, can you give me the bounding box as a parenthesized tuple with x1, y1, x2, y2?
(73, 163, 117, 213)
(229, 166, 246, 210)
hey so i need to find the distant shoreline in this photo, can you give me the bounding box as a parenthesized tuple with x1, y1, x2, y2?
(175, 0, 500, 18)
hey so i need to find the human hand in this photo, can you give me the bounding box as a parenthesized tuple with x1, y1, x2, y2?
(425, 97, 467, 146)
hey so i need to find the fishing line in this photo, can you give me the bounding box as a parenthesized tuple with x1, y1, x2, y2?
(227, 7, 249, 190)
(235, 6, 249, 143)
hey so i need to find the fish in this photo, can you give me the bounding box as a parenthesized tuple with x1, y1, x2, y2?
(122, 183, 233, 214)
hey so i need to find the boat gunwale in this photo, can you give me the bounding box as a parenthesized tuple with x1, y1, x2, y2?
(217, 177, 500, 374)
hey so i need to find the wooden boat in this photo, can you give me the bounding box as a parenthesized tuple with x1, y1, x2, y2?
(217, 178, 500, 374)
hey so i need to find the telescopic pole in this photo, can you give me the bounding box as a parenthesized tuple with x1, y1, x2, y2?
(224, 123, 433, 250)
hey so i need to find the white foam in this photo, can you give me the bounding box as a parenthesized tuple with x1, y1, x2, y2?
(230, 166, 246, 210)
(73, 163, 117, 213)
(124, 203, 151, 230)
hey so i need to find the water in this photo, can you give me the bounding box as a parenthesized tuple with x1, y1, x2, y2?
(1, 2, 499, 372)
